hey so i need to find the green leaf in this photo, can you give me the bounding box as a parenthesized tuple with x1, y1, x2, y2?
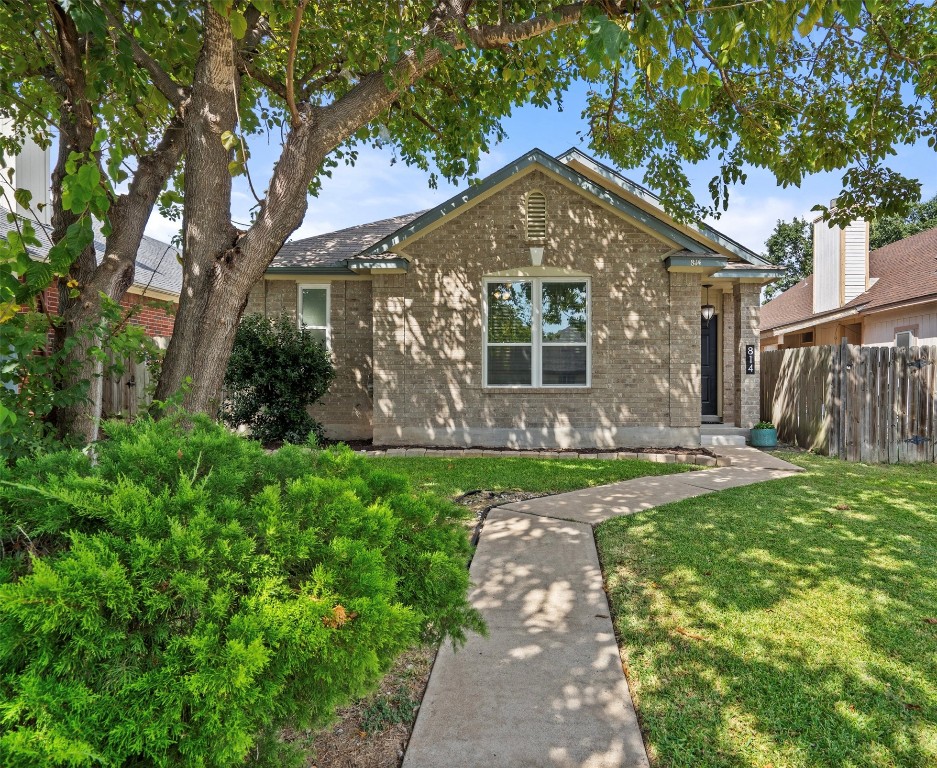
(220, 130, 239, 151)
(13, 188, 32, 210)
(229, 10, 247, 39)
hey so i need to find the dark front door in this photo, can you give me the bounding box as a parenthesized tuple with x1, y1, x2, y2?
(701, 319, 718, 417)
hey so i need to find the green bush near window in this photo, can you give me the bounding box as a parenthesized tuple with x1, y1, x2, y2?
(0, 414, 483, 767)
(223, 313, 334, 445)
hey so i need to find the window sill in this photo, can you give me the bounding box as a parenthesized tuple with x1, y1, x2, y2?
(481, 386, 593, 394)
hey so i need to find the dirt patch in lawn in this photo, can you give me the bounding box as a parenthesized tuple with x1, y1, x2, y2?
(295, 490, 541, 767)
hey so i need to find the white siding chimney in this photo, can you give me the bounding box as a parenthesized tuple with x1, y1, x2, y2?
(0, 118, 51, 225)
(842, 219, 869, 303)
(812, 214, 869, 312)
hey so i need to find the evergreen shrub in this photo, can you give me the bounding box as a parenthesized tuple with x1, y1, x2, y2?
(222, 313, 334, 445)
(0, 414, 483, 767)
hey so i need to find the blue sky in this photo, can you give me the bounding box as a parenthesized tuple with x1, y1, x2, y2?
(144, 80, 936, 254)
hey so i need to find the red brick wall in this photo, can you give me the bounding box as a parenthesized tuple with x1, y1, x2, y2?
(39, 288, 176, 338)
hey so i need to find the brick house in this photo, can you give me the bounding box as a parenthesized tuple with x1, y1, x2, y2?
(1, 207, 181, 340)
(251, 149, 782, 448)
(1, 125, 180, 340)
(761, 224, 937, 351)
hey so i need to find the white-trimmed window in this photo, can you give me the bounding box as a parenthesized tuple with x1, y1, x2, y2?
(298, 284, 330, 347)
(483, 277, 590, 387)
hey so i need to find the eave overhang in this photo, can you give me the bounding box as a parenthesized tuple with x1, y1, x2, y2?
(665, 252, 728, 274)
(347, 258, 410, 274)
(266, 257, 410, 276)
(710, 266, 786, 284)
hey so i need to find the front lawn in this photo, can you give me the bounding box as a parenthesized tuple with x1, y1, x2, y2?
(596, 454, 937, 768)
(367, 455, 693, 498)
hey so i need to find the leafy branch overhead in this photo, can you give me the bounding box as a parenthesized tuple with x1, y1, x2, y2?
(60, 0, 935, 224)
(1, 1, 934, 424)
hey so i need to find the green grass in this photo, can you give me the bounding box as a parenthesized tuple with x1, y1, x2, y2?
(366, 456, 693, 499)
(596, 453, 937, 768)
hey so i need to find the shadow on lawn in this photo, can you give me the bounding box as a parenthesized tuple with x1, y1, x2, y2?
(598, 457, 937, 768)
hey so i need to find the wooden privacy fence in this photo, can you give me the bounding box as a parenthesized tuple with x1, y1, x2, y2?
(761, 342, 937, 463)
(101, 356, 156, 419)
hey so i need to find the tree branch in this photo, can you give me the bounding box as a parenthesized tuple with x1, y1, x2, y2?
(286, 0, 307, 127)
(463, 3, 584, 48)
(239, 57, 288, 101)
(98, 3, 188, 108)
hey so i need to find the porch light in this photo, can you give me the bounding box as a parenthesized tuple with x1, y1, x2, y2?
(701, 284, 716, 327)
(529, 245, 544, 266)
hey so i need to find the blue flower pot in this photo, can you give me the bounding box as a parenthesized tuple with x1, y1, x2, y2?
(750, 427, 777, 448)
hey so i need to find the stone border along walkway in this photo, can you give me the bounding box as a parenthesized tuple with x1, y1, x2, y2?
(401, 446, 803, 768)
(357, 447, 731, 467)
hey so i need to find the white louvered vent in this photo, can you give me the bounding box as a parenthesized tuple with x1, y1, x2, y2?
(526, 191, 546, 242)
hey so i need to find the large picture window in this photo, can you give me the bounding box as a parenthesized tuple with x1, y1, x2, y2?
(298, 284, 330, 347)
(484, 278, 590, 387)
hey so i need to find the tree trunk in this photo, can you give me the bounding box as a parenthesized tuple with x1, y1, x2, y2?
(155, 2, 585, 415)
(47, 1, 103, 442)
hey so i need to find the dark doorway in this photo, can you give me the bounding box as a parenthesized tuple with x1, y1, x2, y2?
(701, 318, 718, 417)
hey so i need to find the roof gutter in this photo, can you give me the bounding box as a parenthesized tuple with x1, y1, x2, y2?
(265, 257, 410, 276)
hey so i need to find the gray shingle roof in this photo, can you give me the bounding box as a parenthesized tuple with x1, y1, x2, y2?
(0, 206, 181, 296)
(270, 211, 425, 271)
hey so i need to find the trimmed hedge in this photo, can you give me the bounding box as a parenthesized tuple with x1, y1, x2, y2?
(0, 415, 483, 767)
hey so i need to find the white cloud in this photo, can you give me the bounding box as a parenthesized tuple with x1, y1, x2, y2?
(144, 210, 181, 245)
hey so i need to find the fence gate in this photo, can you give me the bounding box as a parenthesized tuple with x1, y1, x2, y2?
(761, 342, 937, 463)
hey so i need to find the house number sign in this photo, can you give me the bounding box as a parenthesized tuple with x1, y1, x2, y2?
(745, 345, 756, 374)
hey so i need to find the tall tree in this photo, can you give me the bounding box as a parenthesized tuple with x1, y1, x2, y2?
(762, 217, 813, 301)
(870, 193, 937, 249)
(2, 1, 936, 430)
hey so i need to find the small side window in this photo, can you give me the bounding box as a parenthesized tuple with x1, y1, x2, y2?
(298, 284, 330, 347)
(896, 330, 914, 350)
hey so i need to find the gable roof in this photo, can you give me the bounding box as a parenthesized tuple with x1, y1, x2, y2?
(266, 148, 779, 277)
(269, 211, 425, 272)
(761, 226, 937, 333)
(556, 147, 771, 267)
(0, 206, 181, 297)
(359, 148, 717, 258)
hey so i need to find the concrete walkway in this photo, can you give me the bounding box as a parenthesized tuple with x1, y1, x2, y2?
(402, 446, 803, 768)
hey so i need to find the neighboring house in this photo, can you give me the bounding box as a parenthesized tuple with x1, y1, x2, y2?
(2, 205, 181, 340)
(1, 124, 181, 338)
(252, 148, 782, 448)
(761, 222, 937, 351)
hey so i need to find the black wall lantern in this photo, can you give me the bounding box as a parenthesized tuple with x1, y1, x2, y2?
(701, 284, 716, 327)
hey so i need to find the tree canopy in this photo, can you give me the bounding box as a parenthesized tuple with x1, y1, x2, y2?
(1, 0, 935, 429)
(869, 193, 937, 250)
(762, 217, 813, 301)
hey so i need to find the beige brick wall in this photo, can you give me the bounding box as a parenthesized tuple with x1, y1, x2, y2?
(244, 278, 374, 441)
(733, 282, 761, 428)
(722, 289, 737, 421)
(371, 169, 703, 448)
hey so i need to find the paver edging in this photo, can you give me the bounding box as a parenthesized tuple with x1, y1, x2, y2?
(357, 447, 731, 467)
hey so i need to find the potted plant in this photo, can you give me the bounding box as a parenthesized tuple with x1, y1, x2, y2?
(750, 420, 778, 448)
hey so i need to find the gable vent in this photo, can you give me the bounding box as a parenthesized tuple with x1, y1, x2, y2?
(526, 191, 546, 242)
